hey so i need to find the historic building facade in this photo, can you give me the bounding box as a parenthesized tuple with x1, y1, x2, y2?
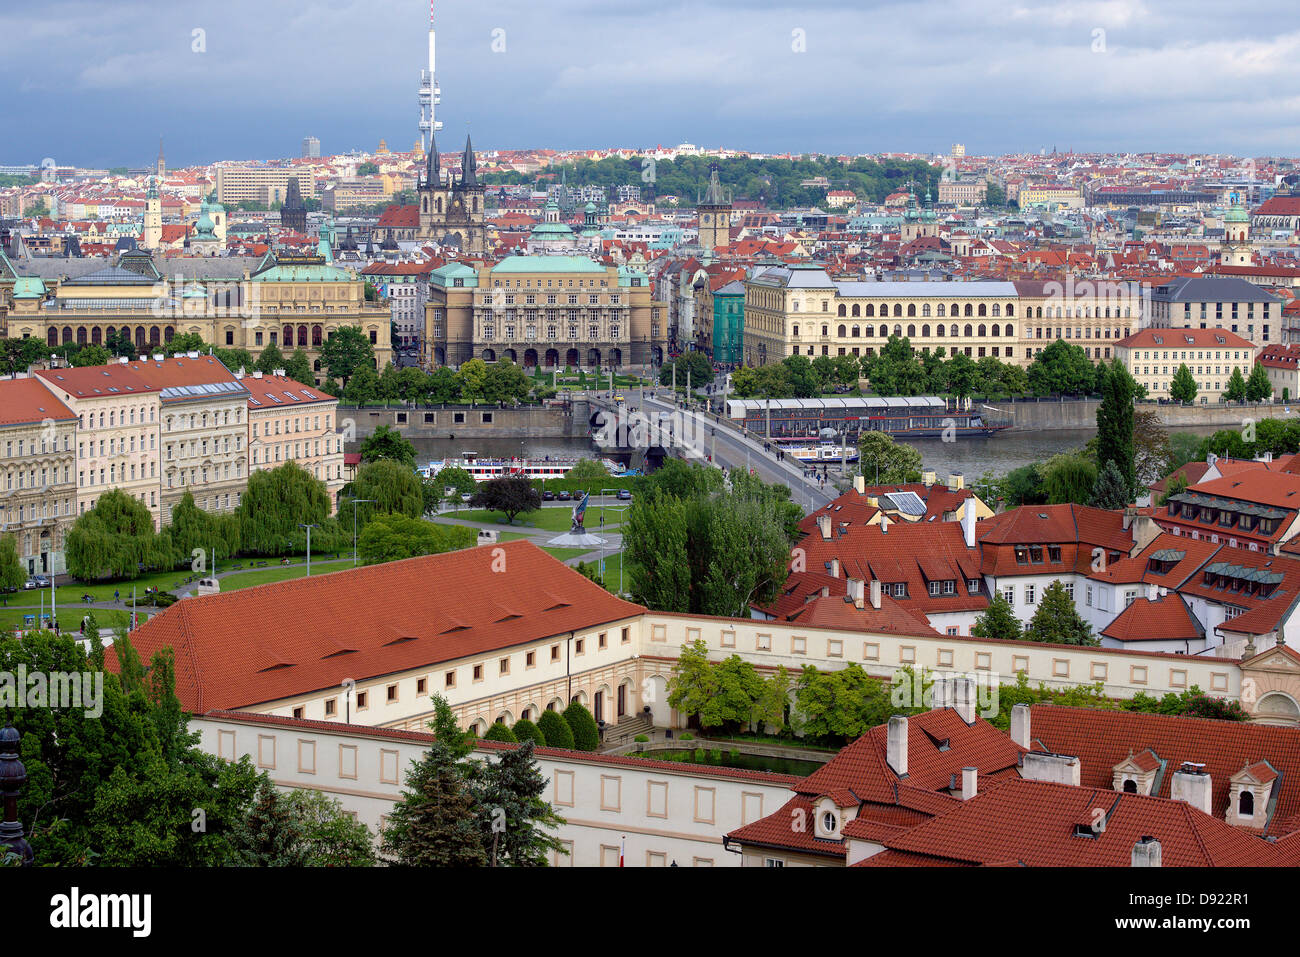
(415, 134, 486, 255)
(426, 256, 663, 369)
(0, 378, 78, 575)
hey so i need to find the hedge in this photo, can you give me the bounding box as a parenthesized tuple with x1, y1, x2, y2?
(563, 701, 600, 752)
(512, 718, 546, 747)
(537, 708, 575, 750)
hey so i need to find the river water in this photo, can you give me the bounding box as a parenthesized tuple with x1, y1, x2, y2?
(406, 424, 1224, 481)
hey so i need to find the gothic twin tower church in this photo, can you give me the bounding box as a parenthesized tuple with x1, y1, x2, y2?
(417, 134, 485, 255)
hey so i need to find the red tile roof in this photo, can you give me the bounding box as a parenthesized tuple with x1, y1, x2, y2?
(0, 378, 76, 427)
(1029, 704, 1300, 831)
(242, 373, 334, 408)
(112, 540, 644, 712)
(35, 364, 160, 399)
(1100, 594, 1205, 643)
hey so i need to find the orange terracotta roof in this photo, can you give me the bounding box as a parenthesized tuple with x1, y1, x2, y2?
(0, 378, 76, 427)
(112, 540, 645, 712)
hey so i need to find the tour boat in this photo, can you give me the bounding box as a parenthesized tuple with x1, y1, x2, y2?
(784, 443, 861, 464)
(419, 454, 621, 482)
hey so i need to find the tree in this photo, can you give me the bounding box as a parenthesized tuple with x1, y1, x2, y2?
(1169, 364, 1198, 403)
(1089, 459, 1132, 510)
(230, 778, 375, 866)
(971, 591, 1021, 641)
(753, 666, 791, 733)
(0, 534, 24, 593)
(793, 663, 899, 743)
(564, 457, 610, 483)
(1023, 580, 1096, 645)
(437, 466, 478, 499)
(66, 490, 171, 580)
(427, 366, 461, 403)
(69, 344, 113, 367)
(237, 461, 339, 556)
(457, 358, 489, 400)
(562, 701, 600, 751)
(858, 431, 923, 484)
(339, 459, 424, 528)
(342, 366, 380, 405)
(167, 332, 207, 354)
(536, 708, 575, 750)
(1041, 452, 1098, 505)
(781, 354, 821, 398)
(255, 343, 287, 374)
(358, 161, 380, 175)
(359, 424, 416, 468)
(483, 722, 518, 743)
(1096, 359, 1136, 494)
(1026, 339, 1097, 395)
(512, 718, 545, 747)
(1157, 470, 1190, 507)
(1223, 367, 1248, 402)
(357, 513, 474, 564)
(470, 476, 541, 524)
(667, 641, 765, 732)
(1132, 410, 1174, 486)
(320, 327, 375, 389)
(483, 358, 531, 404)
(475, 739, 566, 866)
(284, 349, 315, 385)
(1246, 363, 1274, 402)
(944, 351, 978, 399)
(379, 743, 487, 866)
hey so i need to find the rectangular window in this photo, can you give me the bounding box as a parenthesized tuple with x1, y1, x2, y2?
(445, 670, 456, 688)
(472, 664, 483, 681)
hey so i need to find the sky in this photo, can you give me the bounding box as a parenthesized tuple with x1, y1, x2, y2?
(4, 0, 1300, 168)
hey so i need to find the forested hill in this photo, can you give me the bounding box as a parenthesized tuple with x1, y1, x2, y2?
(483, 155, 942, 209)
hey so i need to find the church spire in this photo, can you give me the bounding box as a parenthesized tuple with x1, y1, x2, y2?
(702, 162, 727, 206)
(459, 133, 478, 187)
(426, 132, 440, 187)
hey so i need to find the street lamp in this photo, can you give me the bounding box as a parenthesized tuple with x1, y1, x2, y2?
(350, 500, 376, 566)
(299, 523, 319, 576)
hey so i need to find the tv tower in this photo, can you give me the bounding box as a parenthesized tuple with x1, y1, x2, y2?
(417, 0, 442, 153)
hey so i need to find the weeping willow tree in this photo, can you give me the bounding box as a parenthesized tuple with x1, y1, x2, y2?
(337, 459, 423, 530)
(235, 461, 342, 555)
(66, 489, 174, 580)
(163, 492, 241, 569)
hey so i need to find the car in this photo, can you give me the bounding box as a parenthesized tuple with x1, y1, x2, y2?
(32, 574, 50, 587)
(614, 393, 625, 403)
(22, 578, 37, 590)
(460, 492, 473, 503)
(617, 489, 632, 500)
(557, 490, 572, 501)
(542, 490, 556, 501)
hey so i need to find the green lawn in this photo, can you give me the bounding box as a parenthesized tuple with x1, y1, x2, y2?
(541, 547, 596, 562)
(452, 506, 625, 532)
(0, 606, 132, 632)
(585, 552, 635, 594)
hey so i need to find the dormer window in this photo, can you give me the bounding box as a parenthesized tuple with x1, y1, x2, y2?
(1239, 790, 1254, 816)
(822, 812, 837, 833)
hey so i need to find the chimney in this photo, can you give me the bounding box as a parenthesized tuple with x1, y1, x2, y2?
(1122, 505, 1136, 530)
(187, 350, 199, 359)
(1010, 704, 1030, 749)
(1020, 751, 1081, 786)
(1170, 762, 1212, 815)
(1131, 836, 1162, 868)
(887, 716, 908, 777)
(1206, 452, 1218, 468)
(253, 370, 263, 379)
(1146, 582, 1159, 601)
(829, 558, 840, 579)
(948, 472, 964, 491)
(274, 368, 286, 377)
(151, 352, 164, 361)
(879, 513, 890, 535)
(853, 474, 865, 494)
(923, 470, 936, 487)
(817, 513, 831, 540)
(869, 579, 881, 610)
(953, 676, 976, 724)
(961, 767, 977, 801)
(846, 578, 865, 609)
(961, 505, 977, 548)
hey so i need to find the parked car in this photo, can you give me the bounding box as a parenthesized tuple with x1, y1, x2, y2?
(542, 490, 556, 501)
(22, 578, 37, 590)
(460, 492, 473, 503)
(617, 489, 632, 500)
(557, 490, 572, 501)
(32, 574, 50, 587)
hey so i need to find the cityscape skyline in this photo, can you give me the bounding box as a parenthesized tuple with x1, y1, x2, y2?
(5, 0, 1300, 168)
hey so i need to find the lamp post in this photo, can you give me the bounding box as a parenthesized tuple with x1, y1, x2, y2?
(299, 523, 319, 576)
(350, 500, 375, 566)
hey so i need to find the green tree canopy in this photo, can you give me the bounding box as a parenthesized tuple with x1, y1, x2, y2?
(1023, 580, 1096, 645)
(858, 431, 923, 484)
(359, 424, 416, 467)
(320, 327, 376, 388)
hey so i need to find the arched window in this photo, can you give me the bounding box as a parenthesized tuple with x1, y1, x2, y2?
(965, 324, 973, 337)
(792, 324, 800, 337)
(1035, 306, 1042, 318)
(1122, 779, 1137, 794)
(992, 303, 1001, 317)
(964, 304, 973, 317)
(978, 324, 986, 337)
(837, 304, 846, 316)
(922, 303, 931, 317)
(937, 303, 946, 317)
(907, 303, 916, 317)
(864, 304, 874, 317)
(893, 304, 902, 317)
(907, 324, 916, 337)
(851, 304, 860, 317)
(991, 324, 1000, 337)
(950, 324, 958, 337)
(1005, 323, 1013, 337)
(1007, 303, 1015, 317)
(838, 324, 846, 337)
(1239, 790, 1255, 816)
(893, 324, 902, 337)
(921, 324, 930, 337)
(977, 303, 987, 317)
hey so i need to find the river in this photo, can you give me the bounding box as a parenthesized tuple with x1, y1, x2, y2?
(406, 424, 1225, 482)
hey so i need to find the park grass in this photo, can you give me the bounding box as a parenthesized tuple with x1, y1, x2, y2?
(0, 606, 133, 632)
(452, 505, 624, 532)
(541, 547, 595, 562)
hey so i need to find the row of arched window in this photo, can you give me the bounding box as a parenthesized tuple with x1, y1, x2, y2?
(795, 323, 1017, 340)
(837, 301, 1015, 319)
